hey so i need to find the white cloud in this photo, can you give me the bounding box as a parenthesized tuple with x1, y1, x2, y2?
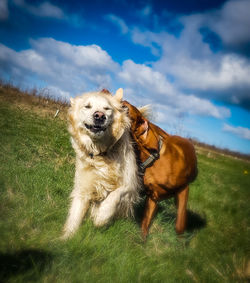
(105, 14, 129, 34)
(119, 59, 175, 96)
(0, 38, 119, 96)
(131, 28, 163, 56)
(130, 5, 250, 108)
(156, 51, 250, 92)
(207, 0, 250, 47)
(29, 38, 117, 71)
(0, 0, 8, 20)
(223, 124, 250, 140)
(0, 36, 232, 122)
(44, 86, 71, 101)
(118, 60, 230, 119)
(13, 0, 65, 19)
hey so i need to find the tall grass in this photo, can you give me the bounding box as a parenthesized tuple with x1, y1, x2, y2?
(0, 86, 249, 282)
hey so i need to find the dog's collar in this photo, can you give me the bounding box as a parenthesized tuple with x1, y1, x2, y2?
(139, 136, 163, 171)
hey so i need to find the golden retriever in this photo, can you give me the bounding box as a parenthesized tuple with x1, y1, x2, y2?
(62, 89, 141, 239)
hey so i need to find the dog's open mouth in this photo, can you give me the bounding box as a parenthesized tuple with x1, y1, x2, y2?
(85, 124, 106, 133)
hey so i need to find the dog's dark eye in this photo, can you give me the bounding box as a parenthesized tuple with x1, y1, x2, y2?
(85, 104, 91, 109)
(104, 107, 111, 111)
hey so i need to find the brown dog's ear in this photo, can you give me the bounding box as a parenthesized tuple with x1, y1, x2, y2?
(137, 118, 160, 152)
(136, 118, 149, 140)
(101, 89, 111, 94)
(121, 100, 130, 113)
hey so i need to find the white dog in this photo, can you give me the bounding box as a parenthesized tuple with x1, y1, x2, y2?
(62, 88, 141, 239)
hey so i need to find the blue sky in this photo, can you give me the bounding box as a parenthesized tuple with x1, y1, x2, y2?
(0, 0, 250, 154)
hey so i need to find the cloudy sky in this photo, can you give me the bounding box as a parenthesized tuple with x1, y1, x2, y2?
(0, 0, 250, 154)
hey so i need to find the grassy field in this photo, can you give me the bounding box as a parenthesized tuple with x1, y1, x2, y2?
(0, 86, 249, 282)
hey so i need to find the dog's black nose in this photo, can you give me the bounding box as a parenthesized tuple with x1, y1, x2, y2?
(93, 111, 106, 123)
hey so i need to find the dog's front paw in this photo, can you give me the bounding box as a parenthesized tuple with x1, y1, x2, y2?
(93, 214, 109, 227)
(60, 232, 71, 241)
(60, 227, 75, 240)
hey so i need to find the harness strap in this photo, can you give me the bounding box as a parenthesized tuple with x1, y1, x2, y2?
(140, 136, 163, 171)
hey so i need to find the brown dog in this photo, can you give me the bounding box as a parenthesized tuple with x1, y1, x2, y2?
(122, 101, 198, 239)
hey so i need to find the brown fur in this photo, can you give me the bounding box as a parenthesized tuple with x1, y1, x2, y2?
(123, 100, 198, 239)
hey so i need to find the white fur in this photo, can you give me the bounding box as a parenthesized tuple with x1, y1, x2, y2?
(62, 89, 140, 239)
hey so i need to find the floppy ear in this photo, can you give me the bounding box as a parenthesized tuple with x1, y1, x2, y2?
(137, 118, 159, 151)
(70, 97, 75, 106)
(114, 88, 123, 101)
(137, 118, 149, 140)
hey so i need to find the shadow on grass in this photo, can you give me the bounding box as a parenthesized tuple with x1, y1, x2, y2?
(0, 249, 52, 281)
(135, 196, 206, 233)
(186, 210, 207, 232)
(134, 195, 146, 225)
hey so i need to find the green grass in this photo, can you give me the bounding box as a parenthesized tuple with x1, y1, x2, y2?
(0, 93, 249, 282)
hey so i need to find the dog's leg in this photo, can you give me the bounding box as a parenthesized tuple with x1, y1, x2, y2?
(62, 194, 90, 239)
(93, 187, 126, 227)
(94, 141, 140, 227)
(175, 185, 189, 234)
(141, 197, 158, 240)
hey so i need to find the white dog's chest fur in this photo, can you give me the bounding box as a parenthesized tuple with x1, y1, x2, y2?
(78, 152, 123, 201)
